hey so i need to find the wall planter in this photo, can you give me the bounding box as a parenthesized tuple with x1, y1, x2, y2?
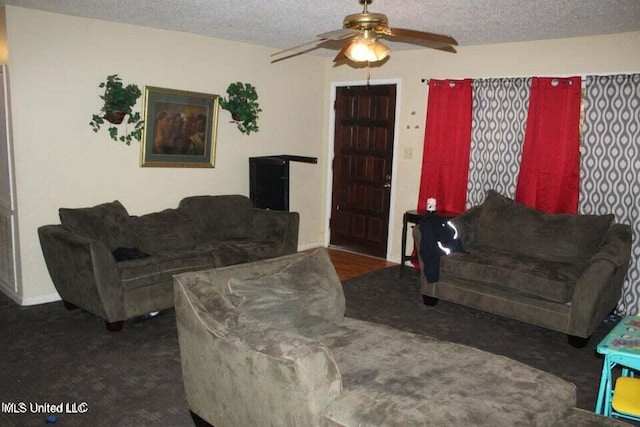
(220, 82, 262, 135)
(89, 74, 144, 145)
(104, 109, 126, 125)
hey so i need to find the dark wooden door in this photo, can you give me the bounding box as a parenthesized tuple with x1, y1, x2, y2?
(330, 84, 396, 258)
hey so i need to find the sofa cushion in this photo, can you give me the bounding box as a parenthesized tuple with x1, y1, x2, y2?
(475, 191, 613, 266)
(226, 249, 345, 339)
(210, 240, 282, 267)
(131, 209, 196, 254)
(321, 317, 576, 427)
(118, 249, 213, 291)
(59, 200, 134, 250)
(441, 250, 581, 303)
(178, 195, 252, 242)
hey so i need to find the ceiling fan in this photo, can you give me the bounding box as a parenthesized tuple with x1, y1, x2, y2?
(270, 0, 458, 64)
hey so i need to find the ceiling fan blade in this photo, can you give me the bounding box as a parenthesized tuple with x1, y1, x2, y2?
(379, 33, 457, 53)
(270, 50, 309, 63)
(317, 28, 360, 40)
(431, 44, 457, 53)
(270, 38, 326, 58)
(386, 27, 458, 46)
(271, 29, 360, 61)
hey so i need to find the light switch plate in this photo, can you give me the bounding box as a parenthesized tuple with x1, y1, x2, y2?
(404, 147, 413, 159)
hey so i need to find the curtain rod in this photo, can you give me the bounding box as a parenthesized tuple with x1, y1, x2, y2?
(420, 76, 587, 89)
(421, 75, 594, 83)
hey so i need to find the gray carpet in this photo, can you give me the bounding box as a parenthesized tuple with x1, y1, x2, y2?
(0, 265, 618, 426)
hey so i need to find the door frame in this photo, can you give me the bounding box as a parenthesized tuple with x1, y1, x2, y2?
(324, 78, 402, 261)
(0, 64, 22, 301)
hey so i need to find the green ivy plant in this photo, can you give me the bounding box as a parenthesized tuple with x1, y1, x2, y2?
(89, 74, 144, 145)
(219, 82, 262, 135)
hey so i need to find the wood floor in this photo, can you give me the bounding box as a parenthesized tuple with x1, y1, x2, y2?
(325, 247, 397, 281)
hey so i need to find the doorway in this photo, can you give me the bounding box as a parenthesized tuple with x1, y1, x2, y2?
(329, 83, 397, 258)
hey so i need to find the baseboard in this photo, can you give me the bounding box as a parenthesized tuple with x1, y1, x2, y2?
(1, 289, 61, 306)
(0, 286, 21, 305)
(388, 255, 401, 264)
(298, 242, 325, 251)
(20, 292, 61, 306)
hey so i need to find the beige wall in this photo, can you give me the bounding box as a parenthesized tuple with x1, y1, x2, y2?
(2, 3, 639, 304)
(2, 6, 329, 303)
(327, 31, 640, 264)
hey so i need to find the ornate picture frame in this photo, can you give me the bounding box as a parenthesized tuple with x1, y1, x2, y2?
(140, 86, 219, 168)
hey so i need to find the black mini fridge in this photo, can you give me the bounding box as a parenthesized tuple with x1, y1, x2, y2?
(249, 155, 317, 211)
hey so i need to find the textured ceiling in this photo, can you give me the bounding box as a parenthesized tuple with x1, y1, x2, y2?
(3, 0, 640, 55)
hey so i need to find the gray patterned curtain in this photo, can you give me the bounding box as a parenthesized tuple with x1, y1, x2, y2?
(467, 78, 531, 207)
(580, 74, 640, 315)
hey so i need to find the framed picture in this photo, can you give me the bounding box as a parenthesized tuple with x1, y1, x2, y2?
(140, 86, 220, 168)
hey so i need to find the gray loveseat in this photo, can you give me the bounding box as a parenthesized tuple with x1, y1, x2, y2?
(38, 194, 298, 331)
(414, 190, 632, 346)
(174, 249, 629, 426)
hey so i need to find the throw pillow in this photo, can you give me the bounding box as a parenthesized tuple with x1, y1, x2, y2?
(59, 200, 134, 250)
(178, 195, 252, 242)
(226, 249, 345, 339)
(131, 209, 195, 254)
(475, 190, 613, 265)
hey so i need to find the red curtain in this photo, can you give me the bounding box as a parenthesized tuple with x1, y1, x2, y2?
(515, 76, 582, 213)
(417, 79, 473, 214)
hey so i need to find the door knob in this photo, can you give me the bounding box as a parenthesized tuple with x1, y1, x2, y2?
(383, 174, 391, 188)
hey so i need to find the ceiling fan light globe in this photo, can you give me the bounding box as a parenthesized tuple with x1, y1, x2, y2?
(371, 40, 390, 61)
(345, 40, 371, 61)
(345, 38, 390, 62)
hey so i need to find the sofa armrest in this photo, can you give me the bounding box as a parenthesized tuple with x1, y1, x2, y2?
(38, 225, 124, 322)
(450, 205, 482, 249)
(568, 223, 632, 337)
(589, 224, 633, 267)
(174, 280, 341, 426)
(251, 208, 299, 254)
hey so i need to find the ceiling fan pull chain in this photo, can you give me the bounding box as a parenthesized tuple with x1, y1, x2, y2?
(366, 62, 371, 87)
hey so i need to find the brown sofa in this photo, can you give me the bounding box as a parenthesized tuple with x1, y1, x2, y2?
(38, 194, 298, 331)
(413, 191, 632, 347)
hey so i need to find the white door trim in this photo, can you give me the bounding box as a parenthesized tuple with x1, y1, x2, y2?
(0, 65, 21, 299)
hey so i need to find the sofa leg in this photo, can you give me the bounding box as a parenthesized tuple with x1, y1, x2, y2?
(422, 295, 439, 306)
(105, 320, 124, 332)
(63, 301, 79, 310)
(567, 334, 591, 348)
(190, 410, 214, 427)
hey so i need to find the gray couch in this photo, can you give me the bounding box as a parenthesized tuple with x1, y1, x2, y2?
(413, 191, 632, 346)
(38, 194, 298, 331)
(174, 249, 629, 426)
